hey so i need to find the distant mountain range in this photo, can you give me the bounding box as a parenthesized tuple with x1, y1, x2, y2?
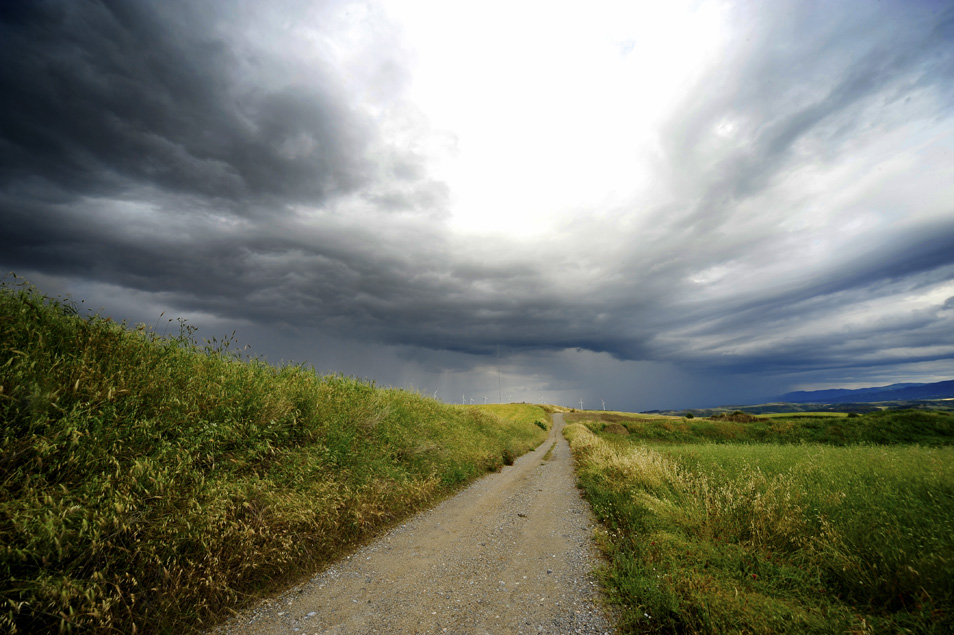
(778, 379, 954, 404)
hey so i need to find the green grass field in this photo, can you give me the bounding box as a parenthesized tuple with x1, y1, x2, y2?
(566, 411, 954, 633)
(0, 279, 547, 633)
(568, 409, 954, 446)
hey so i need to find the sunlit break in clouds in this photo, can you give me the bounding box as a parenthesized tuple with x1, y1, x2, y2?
(2, 0, 953, 410)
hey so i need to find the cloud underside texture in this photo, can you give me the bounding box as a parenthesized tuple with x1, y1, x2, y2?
(2, 0, 954, 381)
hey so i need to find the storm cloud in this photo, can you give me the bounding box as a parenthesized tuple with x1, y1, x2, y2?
(2, 0, 953, 409)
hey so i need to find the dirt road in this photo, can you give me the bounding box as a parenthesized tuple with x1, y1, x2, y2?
(215, 413, 613, 634)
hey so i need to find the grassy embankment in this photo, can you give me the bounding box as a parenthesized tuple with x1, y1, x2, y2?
(469, 403, 549, 464)
(476, 403, 550, 429)
(565, 411, 954, 633)
(0, 279, 548, 633)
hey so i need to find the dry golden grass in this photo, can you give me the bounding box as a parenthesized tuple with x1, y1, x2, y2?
(0, 279, 547, 633)
(565, 422, 954, 633)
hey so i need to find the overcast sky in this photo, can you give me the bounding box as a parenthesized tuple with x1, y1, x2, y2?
(2, 0, 953, 410)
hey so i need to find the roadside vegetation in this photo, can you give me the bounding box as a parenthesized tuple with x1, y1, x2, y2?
(0, 278, 547, 633)
(568, 409, 954, 446)
(475, 403, 550, 432)
(566, 410, 954, 633)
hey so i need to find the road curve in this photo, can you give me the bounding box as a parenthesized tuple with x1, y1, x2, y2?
(214, 413, 613, 634)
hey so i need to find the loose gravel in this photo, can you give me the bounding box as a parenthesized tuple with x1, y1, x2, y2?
(212, 413, 614, 634)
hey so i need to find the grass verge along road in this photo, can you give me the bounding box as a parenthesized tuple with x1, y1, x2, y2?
(215, 414, 613, 634)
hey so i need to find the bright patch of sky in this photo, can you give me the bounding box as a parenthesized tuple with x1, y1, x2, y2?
(380, 0, 730, 237)
(2, 0, 953, 409)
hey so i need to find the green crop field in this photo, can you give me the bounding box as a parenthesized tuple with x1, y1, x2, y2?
(566, 411, 954, 633)
(0, 279, 547, 633)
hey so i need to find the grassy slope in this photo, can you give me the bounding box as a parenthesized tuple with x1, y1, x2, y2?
(0, 280, 547, 633)
(474, 403, 550, 429)
(566, 412, 954, 633)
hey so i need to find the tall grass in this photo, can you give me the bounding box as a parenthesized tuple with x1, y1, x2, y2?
(0, 279, 546, 633)
(566, 424, 954, 633)
(569, 410, 954, 446)
(474, 403, 550, 430)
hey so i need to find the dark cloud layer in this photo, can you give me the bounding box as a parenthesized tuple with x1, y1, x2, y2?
(2, 0, 953, 409)
(0, 1, 375, 209)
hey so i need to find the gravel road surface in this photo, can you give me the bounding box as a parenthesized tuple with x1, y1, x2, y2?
(213, 413, 613, 634)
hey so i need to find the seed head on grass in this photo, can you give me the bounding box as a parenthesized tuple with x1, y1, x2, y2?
(0, 277, 548, 633)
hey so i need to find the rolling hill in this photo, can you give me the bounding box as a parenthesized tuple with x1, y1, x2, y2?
(779, 379, 954, 404)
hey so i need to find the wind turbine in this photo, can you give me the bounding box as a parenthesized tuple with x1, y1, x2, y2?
(579, 398, 584, 410)
(601, 398, 606, 411)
